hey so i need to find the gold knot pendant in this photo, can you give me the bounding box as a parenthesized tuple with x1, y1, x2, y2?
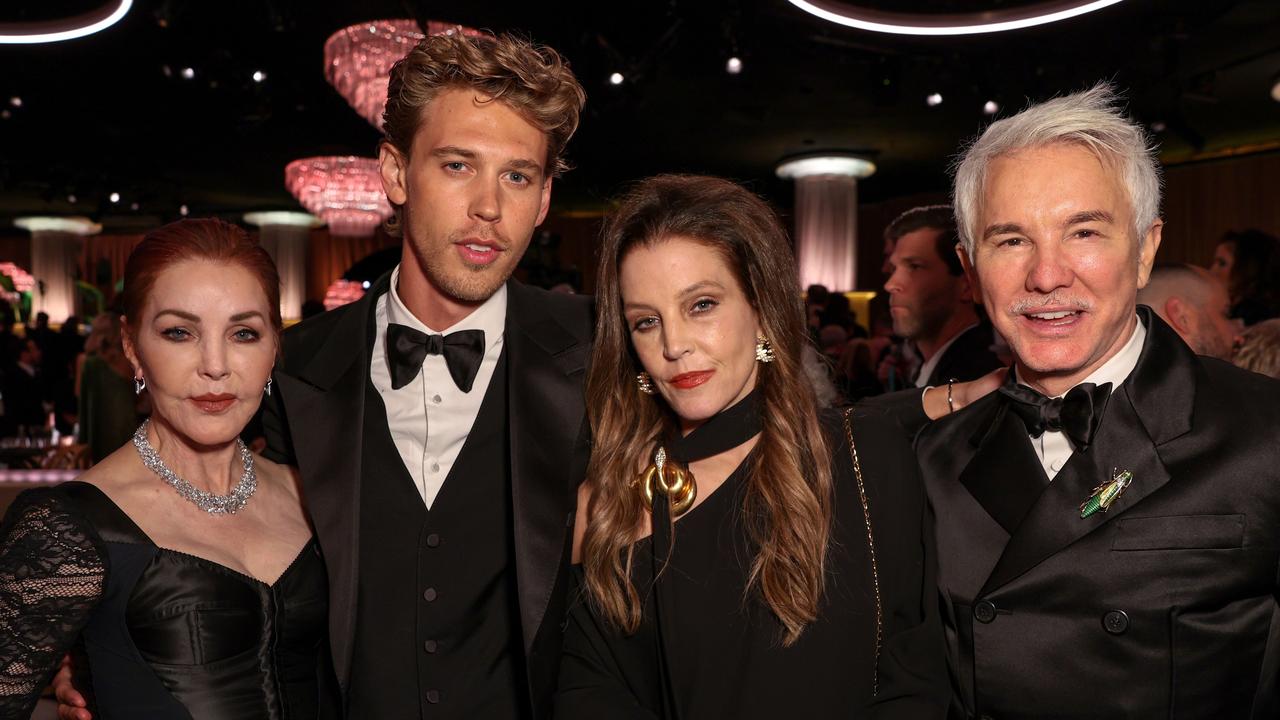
(636, 446, 697, 517)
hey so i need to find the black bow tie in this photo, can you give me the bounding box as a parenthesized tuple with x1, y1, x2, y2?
(998, 379, 1112, 451)
(386, 323, 485, 393)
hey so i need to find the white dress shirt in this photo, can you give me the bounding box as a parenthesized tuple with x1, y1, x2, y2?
(914, 322, 980, 389)
(1022, 316, 1146, 480)
(369, 265, 507, 508)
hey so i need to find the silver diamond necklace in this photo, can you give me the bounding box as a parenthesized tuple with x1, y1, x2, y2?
(132, 420, 257, 515)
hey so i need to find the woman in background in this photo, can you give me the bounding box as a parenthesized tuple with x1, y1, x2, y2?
(76, 312, 139, 463)
(1209, 229, 1280, 326)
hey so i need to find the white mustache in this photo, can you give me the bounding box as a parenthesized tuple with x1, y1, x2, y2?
(1009, 295, 1092, 314)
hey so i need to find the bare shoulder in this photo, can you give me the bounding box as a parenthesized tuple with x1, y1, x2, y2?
(76, 444, 148, 497)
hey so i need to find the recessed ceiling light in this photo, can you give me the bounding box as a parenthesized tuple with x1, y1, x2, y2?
(179, 204, 189, 216)
(181, 67, 195, 80)
(786, 0, 1127, 36)
(252, 70, 267, 83)
(926, 93, 943, 107)
(726, 57, 743, 75)
(130, 202, 140, 211)
(67, 194, 77, 204)
(9, 97, 21, 108)
(983, 100, 999, 115)
(1271, 76, 1280, 103)
(609, 72, 624, 85)
(1150, 121, 1167, 132)
(109, 192, 121, 203)
(0, 0, 133, 44)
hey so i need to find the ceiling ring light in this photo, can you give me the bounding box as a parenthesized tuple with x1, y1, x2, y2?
(0, 0, 132, 44)
(787, 0, 1126, 36)
(776, 153, 876, 179)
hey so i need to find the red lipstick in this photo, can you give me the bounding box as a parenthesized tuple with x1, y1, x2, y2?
(669, 370, 714, 390)
(191, 393, 235, 413)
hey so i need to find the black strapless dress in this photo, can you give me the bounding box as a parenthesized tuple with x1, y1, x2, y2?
(0, 481, 337, 719)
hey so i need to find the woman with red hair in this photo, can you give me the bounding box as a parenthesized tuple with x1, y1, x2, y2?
(0, 219, 335, 718)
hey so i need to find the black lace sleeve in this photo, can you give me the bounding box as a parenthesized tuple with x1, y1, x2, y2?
(0, 489, 105, 717)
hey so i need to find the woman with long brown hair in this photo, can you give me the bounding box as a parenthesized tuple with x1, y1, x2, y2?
(555, 175, 949, 718)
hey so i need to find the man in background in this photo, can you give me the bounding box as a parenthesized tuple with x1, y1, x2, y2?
(881, 205, 1003, 389)
(1137, 263, 1240, 360)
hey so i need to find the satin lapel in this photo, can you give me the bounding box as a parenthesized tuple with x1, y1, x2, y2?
(979, 309, 1192, 596)
(958, 402, 1050, 535)
(505, 284, 589, 653)
(274, 279, 382, 691)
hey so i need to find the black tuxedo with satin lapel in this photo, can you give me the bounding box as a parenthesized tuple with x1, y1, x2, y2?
(262, 273, 593, 718)
(915, 308, 1280, 719)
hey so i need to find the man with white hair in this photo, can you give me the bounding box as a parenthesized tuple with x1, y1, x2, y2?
(914, 84, 1280, 718)
(1137, 263, 1241, 360)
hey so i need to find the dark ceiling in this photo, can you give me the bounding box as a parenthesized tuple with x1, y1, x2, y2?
(1, 0, 1278, 231)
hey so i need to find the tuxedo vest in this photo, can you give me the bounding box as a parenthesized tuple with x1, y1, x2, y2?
(346, 350, 527, 719)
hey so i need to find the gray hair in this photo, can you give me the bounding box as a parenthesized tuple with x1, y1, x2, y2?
(1235, 318, 1280, 380)
(952, 82, 1162, 259)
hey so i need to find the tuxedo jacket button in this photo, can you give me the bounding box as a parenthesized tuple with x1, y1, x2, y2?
(1103, 609, 1129, 635)
(974, 600, 997, 624)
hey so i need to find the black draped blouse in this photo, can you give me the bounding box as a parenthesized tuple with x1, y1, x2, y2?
(0, 481, 335, 719)
(555, 406, 950, 719)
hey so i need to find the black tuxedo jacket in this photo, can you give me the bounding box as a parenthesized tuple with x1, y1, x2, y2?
(915, 308, 1280, 719)
(262, 275, 593, 718)
(921, 322, 1004, 389)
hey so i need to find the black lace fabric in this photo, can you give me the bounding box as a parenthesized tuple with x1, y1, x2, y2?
(0, 490, 105, 717)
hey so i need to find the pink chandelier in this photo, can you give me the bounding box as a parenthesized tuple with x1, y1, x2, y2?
(285, 156, 393, 237)
(324, 19, 484, 130)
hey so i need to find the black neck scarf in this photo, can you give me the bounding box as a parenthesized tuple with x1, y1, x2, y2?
(663, 387, 764, 465)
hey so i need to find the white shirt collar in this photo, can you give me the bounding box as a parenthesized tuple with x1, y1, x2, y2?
(1018, 313, 1146, 398)
(384, 264, 507, 346)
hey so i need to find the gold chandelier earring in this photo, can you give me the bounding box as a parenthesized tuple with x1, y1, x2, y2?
(634, 446, 697, 517)
(755, 335, 775, 363)
(636, 371, 656, 395)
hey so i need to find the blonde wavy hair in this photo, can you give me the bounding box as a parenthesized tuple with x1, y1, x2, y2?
(1234, 318, 1280, 380)
(581, 175, 833, 646)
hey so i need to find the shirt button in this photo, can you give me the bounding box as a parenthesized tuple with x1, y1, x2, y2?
(425, 690, 440, 704)
(426, 533, 441, 548)
(431, 462, 440, 473)
(1103, 609, 1130, 635)
(424, 639, 438, 653)
(432, 394, 442, 404)
(423, 587, 438, 602)
(973, 600, 997, 624)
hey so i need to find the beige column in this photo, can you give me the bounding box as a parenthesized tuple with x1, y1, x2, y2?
(14, 216, 101, 322)
(244, 211, 321, 323)
(775, 155, 876, 291)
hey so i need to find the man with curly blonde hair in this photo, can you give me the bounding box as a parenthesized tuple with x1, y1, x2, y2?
(274, 30, 589, 719)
